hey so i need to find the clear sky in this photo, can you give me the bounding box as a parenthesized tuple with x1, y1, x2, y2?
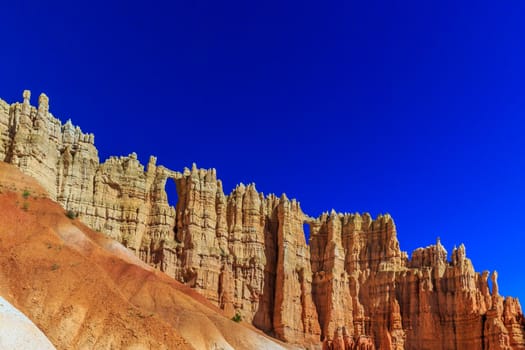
(1, 1, 524, 302)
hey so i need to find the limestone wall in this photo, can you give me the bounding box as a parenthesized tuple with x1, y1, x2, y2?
(1, 91, 524, 350)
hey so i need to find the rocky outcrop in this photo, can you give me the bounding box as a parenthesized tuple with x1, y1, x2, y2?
(1, 91, 524, 349)
(0, 162, 295, 350)
(310, 212, 403, 349)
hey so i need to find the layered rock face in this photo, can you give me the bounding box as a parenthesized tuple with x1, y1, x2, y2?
(0, 91, 177, 257)
(1, 91, 524, 349)
(309, 213, 525, 350)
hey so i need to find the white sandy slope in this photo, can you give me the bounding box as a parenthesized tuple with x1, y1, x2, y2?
(0, 296, 56, 350)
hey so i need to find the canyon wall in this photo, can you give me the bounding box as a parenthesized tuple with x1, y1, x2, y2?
(1, 91, 524, 349)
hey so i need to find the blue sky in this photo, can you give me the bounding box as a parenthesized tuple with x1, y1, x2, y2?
(1, 1, 524, 301)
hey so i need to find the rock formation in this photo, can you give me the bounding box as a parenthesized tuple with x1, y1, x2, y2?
(1, 90, 524, 349)
(0, 162, 294, 350)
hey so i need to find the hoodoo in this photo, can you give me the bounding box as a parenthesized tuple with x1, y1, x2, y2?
(1, 91, 524, 349)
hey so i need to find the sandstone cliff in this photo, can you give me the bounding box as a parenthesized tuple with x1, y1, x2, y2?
(1, 91, 524, 349)
(0, 162, 296, 350)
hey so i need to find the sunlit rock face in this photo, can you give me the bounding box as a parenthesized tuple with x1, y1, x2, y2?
(1, 91, 524, 349)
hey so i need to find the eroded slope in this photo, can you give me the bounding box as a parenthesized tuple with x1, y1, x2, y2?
(0, 162, 293, 350)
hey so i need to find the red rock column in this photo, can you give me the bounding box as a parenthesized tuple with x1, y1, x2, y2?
(273, 194, 320, 344)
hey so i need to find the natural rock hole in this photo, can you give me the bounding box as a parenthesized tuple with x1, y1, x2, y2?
(165, 178, 178, 209)
(303, 222, 310, 243)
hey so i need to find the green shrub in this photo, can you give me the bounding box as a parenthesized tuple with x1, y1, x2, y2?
(219, 247, 229, 257)
(22, 202, 29, 211)
(231, 312, 242, 323)
(66, 210, 78, 219)
(51, 263, 60, 271)
(22, 189, 30, 199)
